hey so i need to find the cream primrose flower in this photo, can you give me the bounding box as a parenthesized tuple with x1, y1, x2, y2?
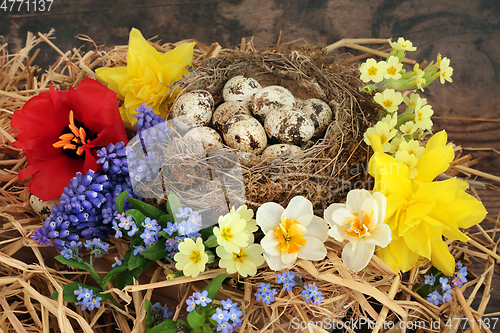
(381, 113, 398, 131)
(373, 89, 403, 113)
(384, 56, 403, 80)
(213, 209, 252, 253)
(403, 93, 427, 110)
(439, 56, 453, 84)
(216, 244, 265, 277)
(388, 135, 405, 154)
(398, 140, 425, 159)
(325, 189, 391, 272)
(233, 205, 258, 235)
(412, 64, 426, 91)
(395, 150, 419, 179)
(174, 237, 208, 278)
(359, 59, 387, 83)
(256, 196, 329, 271)
(400, 121, 418, 136)
(364, 121, 397, 152)
(414, 98, 434, 131)
(389, 37, 417, 52)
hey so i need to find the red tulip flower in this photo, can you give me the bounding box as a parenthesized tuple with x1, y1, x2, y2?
(12, 78, 128, 201)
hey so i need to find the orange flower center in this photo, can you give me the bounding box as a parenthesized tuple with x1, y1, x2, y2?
(221, 227, 233, 242)
(189, 250, 202, 264)
(341, 212, 372, 238)
(368, 66, 378, 76)
(387, 66, 397, 75)
(232, 248, 249, 264)
(382, 100, 393, 108)
(276, 218, 306, 254)
(53, 111, 89, 156)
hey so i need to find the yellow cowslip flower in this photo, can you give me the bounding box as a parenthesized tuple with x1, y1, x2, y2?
(359, 59, 387, 83)
(381, 113, 397, 131)
(439, 56, 453, 84)
(389, 37, 417, 52)
(412, 64, 426, 92)
(373, 89, 403, 113)
(400, 121, 418, 136)
(384, 56, 403, 80)
(364, 121, 397, 152)
(368, 131, 487, 276)
(414, 98, 434, 131)
(403, 93, 427, 110)
(398, 139, 425, 159)
(95, 28, 195, 127)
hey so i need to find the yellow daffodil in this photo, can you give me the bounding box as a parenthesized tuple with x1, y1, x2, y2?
(364, 121, 397, 152)
(368, 131, 487, 275)
(439, 56, 453, 84)
(400, 121, 418, 136)
(256, 196, 329, 271)
(395, 150, 419, 179)
(373, 89, 403, 113)
(384, 56, 403, 80)
(95, 28, 195, 127)
(213, 208, 253, 253)
(325, 189, 391, 272)
(414, 98, 434, 131)
(216, 244, 265, 277)
(174, 237, 208, 277)
(389, 37, 417, 52)
(359, 59, 387, 83)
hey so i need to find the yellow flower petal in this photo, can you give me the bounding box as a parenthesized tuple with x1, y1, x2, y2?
(430, 238, 455, 276)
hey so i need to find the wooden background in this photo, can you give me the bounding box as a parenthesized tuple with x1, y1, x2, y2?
(2, 0, 499, 318)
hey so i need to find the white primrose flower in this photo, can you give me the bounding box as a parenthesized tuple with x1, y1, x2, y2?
(256, 196, 329, 271)
(325, 189, 391, 272)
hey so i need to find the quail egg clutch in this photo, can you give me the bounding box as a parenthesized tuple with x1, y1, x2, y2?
(171, 75, 334, 157)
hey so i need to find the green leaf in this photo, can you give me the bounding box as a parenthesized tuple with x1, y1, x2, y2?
(166, 191, 182, 221)
(116, 271, 134, 290)
(129, 253, 147, 271)
(102, 261, 129, 286)
(145, 320, 178, 333)
(145, 299, 153, 328)
(187, 309, 205, 329)
(128, 197, 165, 220)
(199, 225, 215, 241)
(51, 282, 104, 302)
(143, 238, 169, 261)
(116, 190, 128, 214)
(55, 255, 89, 271)
(126, 209, 146, 226)
(158, 214, 174, 228)
(202, 324, 214, 333)
(203, 273, 227, 301)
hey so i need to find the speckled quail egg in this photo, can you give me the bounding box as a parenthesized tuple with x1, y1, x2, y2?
(30, 195, 60, 220)
(212, 102, 251, 132)
(264, 106, 315, 145)
(297, 98, 333, 139)
(262, 144, 302, 158)
(222, 76, 262, 107)
(171, 90, 214, 131)
(223, 114, 268, 154)
(250, 85, 295, 121)
(184, 126, 223, 151)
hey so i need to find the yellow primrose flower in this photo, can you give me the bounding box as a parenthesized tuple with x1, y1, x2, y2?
(256, 196, 329, 271)
(395, 150, 419, 179)
(359, 59, 387, 83)
(174, 237, 208, 277)
(384, 56, 403, 80)
(400, 121, 418, 136)
(325, 189, 391, 272)
(95, 28, 195, 127)
(216, 244, 265, 277)
(389, 37, 417, 52)
(439, 56, 453, 84)
(398, 139, 425, 159)
(412, 64, 426, 91)
(381, 113, 398, 131)
(403, 93, 427, 110)
(367, 131, 487, 275)
(414, 98, 434, 131)
(388, 136, 405, 154)
(213, 209, 252, 253)
(364, 121, 397, 152)
(373, 89, 403, 113)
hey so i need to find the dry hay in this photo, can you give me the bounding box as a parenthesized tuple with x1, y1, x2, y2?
(0, 31, 498, 332)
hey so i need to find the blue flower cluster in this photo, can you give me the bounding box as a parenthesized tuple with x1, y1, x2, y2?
(254, 283, 277, 305)
(301, 283, 324, 305)
(164, 207, 202, 258)
(150, 302, 173, 326)
(74, 285, 102, 311)
(84, 238, 110, 258)
(210, 299, 244, 333)
(61, 240, 83, 260)
(96, 142, 129, 177)
(127, 104, 172, 193)
(111, 213, 161, 256)
(425, 262, 468, 306)
(186, 290, 212, 312)
(277, 271, 296, 292)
